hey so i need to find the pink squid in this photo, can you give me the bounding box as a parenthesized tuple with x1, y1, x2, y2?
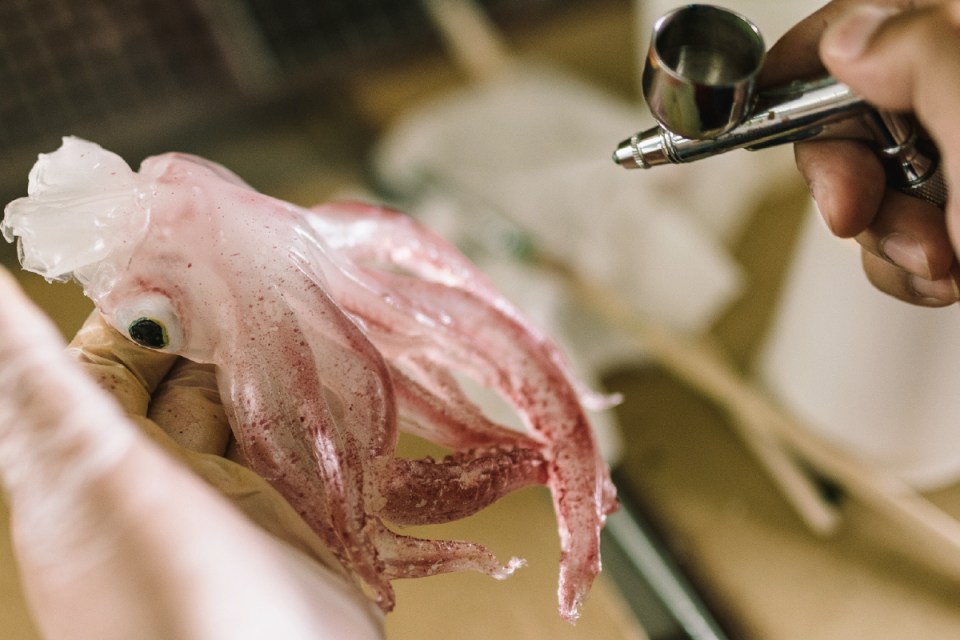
(2, 137, 617, 622)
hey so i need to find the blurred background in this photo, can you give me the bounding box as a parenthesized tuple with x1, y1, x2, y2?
(5, 1, 960, 639)
(0, 0, 633, 201)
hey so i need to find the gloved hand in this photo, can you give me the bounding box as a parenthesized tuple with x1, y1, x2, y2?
(764, 0, 960, 306)
(0, 265, 382, 640)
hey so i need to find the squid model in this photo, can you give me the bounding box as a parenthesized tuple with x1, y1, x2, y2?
(2, 137, 617, 622)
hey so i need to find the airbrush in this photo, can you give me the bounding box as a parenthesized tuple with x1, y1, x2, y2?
(612, 4, 947, 208)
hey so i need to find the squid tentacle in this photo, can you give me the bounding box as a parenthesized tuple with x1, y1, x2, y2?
(390, 362, 540, 452)
(225, 350, 394, 607)
(372, 521, 525, 581)
(228, 279, 402, 610)
(380, 447, 548, 526)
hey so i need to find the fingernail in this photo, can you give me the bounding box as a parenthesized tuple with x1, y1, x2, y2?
(880, 233, 931, 278)
(822, 5, 896, 61)
(909, 274, 960, 304)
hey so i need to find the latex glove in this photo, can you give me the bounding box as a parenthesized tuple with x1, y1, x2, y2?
(764, 0, 960, 306)
(0, 265, 382, 640)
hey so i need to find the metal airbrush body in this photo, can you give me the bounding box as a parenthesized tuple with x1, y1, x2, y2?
(613, 4, 947, 208)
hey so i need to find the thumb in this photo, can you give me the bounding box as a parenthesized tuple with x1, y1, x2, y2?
(820, 1, 960, 237)
(820, 2, 960, 159)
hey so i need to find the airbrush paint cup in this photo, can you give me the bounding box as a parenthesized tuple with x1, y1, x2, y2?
(642, 4, 765, 139)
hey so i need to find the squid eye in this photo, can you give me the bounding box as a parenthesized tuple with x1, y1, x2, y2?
(128, 317, 169, 349)
(112, 293, 183, 352)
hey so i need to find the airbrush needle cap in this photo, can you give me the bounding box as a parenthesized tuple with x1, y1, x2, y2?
(612, 138, 639, 168)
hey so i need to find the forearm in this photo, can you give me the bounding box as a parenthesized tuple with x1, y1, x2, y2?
(0, 269, 135, 551)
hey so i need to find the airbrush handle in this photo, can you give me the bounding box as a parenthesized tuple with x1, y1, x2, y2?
(899, 163, 949, 209)
(866, 111, 948, 208)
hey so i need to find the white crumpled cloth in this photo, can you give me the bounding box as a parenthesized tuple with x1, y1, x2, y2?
(758, 209, 960, 490)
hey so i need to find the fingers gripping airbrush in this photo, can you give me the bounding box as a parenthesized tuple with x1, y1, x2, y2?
(612, 4, 947, 208)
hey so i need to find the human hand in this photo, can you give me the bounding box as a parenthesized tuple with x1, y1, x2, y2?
(764, 0, 960, 306)
(0, 266, 382, 640)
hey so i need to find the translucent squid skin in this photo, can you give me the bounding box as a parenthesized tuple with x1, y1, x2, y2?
(2, 139, 617, 622)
